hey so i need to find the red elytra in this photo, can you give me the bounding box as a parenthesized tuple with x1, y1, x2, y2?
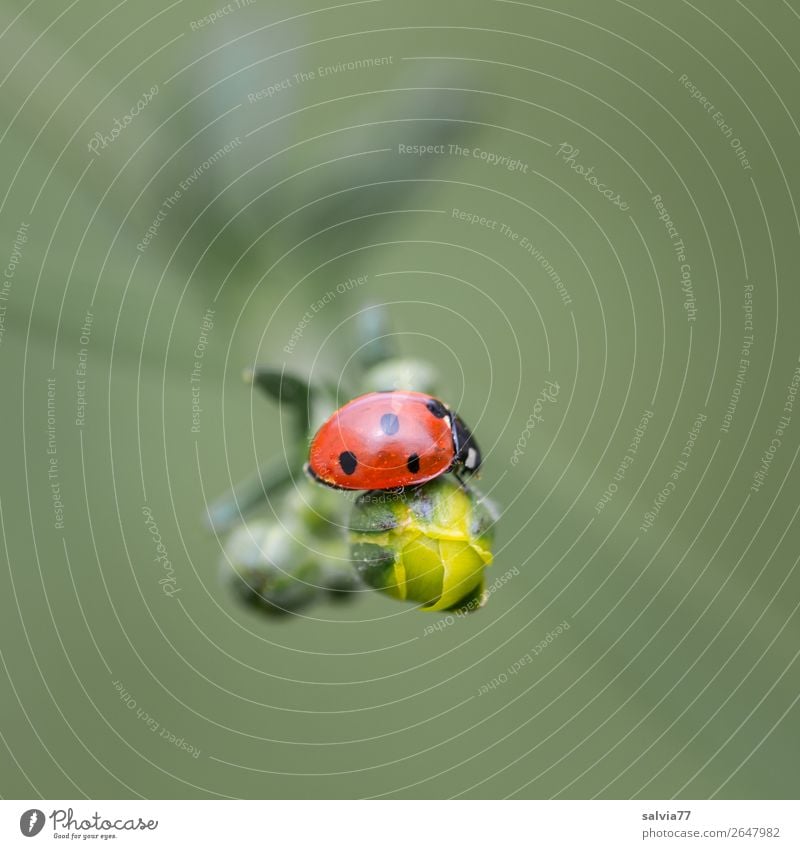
(306, 390, 482, 491)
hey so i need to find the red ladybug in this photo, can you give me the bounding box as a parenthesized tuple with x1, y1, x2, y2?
(306, 390, 482, 491)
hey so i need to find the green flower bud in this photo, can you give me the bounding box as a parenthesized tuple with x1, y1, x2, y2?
(349, 478, 496, 612)
(362, 358, 439, 395)
(281, 478, 349, 538)
(314, 537, 363, 602)
(222, 520, 321, 615)
(281, 482, 363, 600)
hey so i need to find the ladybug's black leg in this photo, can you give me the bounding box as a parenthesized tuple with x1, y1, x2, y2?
(451, 467, 470, 491)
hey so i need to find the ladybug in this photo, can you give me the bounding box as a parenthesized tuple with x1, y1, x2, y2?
(306, 390, 482, 491)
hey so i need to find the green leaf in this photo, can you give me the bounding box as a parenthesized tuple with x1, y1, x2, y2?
(245, 366, 314, 436)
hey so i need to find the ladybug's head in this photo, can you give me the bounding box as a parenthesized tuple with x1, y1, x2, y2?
(452, 414, 482, 476)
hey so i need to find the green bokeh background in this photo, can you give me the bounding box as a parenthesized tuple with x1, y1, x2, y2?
(1, 0, 799, 799)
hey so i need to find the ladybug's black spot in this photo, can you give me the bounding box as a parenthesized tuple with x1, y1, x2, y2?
(339, 451, 358, 475)
(426, 398, 448, 418)
(407, 453, 421, 474)
(380, 413, 400, 435)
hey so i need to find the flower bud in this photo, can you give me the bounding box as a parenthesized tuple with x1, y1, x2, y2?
(362, 358, 438, 394)
(281, 478, 349, 538)
(313, 537, 362, 602)
(349, 477, 496, 612)
(222, 520, 320, 615)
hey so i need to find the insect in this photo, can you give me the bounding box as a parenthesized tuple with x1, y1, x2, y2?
(306, 390, 482, 491)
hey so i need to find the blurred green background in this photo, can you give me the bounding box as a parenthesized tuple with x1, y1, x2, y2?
(1, 0, 799, 799)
